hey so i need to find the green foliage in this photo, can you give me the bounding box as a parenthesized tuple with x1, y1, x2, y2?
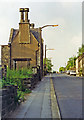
(17, 90, 25, 102)
(43, 58, 53, 72)
(59, 67, 65, 72)
(24, 89, 31, 94)
(6, 68, 33, 79)
(65, 44, 84, 75)
(77, 44, 84, 57)
(66, 56, 77, 70)
(2, 68, 33, 103)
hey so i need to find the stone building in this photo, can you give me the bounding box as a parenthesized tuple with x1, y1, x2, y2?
(76, 53, 84, 76)
(1, 8, 43, 73)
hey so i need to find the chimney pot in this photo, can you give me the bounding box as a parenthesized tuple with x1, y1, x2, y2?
(19, 8, 24, 23)
(24, 8, 29, 23)
(19, 8, 24, 12)
(24, 8, 29, 12)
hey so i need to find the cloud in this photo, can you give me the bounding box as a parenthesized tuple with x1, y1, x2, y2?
(47, 17, 67, 27)
(71, 32, 82, 47)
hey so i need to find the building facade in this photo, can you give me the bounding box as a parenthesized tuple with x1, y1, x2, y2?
(76, 53, 84, 76)
(1, 8, 43, 73)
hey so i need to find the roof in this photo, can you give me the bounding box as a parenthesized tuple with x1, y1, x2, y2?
(9, 28, 40, 43)
(30, 28, 40, 43)
(9, 28, 19, 43)
(12, 29, 19, 41)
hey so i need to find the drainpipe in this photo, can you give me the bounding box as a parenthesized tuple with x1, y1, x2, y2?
(8, 42, 11, 69)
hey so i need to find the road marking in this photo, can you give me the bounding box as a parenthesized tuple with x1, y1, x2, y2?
(50, 75, 61, 119)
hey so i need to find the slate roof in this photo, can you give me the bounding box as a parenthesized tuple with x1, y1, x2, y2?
(9, 29, 19, 43)
(10, 28, 40, 43)
(12, 29, 19, 41)
(30, 29, 40, 43)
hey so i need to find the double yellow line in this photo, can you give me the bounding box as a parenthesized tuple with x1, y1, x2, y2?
(50, 75, 61, 119)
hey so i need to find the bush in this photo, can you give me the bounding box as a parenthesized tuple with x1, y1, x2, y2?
(3, 68, 33, 88)
(24, 89, 31, 94)
(2, 67, 33, 102)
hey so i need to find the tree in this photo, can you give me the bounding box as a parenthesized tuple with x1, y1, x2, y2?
(77, 44, 84, 57)
(43, 58, 53, 73)
(59, 67, 65, 72)
(66, 56, 77, 70)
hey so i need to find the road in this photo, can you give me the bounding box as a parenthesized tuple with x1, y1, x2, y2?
(51, 73, 82, 119)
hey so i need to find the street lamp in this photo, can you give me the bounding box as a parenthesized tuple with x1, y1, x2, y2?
(40, 24, 58, 29)
(44, 45, 55, 75)
(39, 24, 58, 78)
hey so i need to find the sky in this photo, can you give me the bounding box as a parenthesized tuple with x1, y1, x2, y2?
(0, 0, 83, 71)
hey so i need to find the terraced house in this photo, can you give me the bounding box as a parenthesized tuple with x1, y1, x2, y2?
(1, 8, 43, 74)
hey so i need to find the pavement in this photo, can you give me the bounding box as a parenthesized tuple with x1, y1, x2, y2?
(8, 74, 61, 119)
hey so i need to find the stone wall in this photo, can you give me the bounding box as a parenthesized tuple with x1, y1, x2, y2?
(1, 69, 41, 118)
(23, 71, 41, 90)
(1, 45, 9, 67)
(1, 85, 18, 118)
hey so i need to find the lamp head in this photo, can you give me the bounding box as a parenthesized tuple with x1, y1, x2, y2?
(52, 25, 58, 27)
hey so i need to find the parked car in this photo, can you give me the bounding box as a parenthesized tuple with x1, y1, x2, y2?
(66, 70, 70, 75)
(53, 71, 56, 73)
(70, 70, 76, 76)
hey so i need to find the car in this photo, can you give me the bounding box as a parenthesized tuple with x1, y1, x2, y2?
(66, 70, 70, 75)
(53, 71, 56, 73)
(70, 70, 76, 76)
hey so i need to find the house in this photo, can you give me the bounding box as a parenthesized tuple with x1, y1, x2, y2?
(76, 53, 84, 76)
(1, 8, 43, 74)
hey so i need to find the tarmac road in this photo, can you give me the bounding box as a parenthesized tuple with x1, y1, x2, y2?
(51, 73, 82, 119)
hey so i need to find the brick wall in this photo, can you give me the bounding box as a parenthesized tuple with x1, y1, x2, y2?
(23, 71, 41, 90)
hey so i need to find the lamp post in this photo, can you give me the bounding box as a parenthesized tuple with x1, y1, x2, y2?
(44, 45, 55, 75)
(39, 24, 58, 78)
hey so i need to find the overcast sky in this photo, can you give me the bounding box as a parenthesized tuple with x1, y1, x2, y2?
(0, 0, 83, 71)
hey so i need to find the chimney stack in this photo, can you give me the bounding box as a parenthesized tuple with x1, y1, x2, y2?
(19, 8, 24, 23)
(24, 8, 29, 23)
